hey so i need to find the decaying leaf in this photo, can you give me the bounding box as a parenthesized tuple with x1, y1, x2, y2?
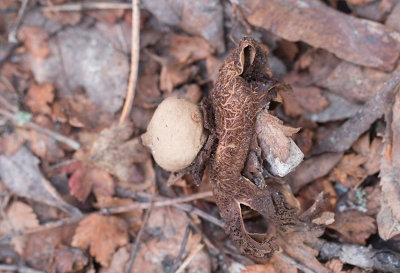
(99, 246, 130, 273)
(238, 0, 400, 71)
(329, 154, 368, 188)
(52, 245, 89, 273)
(0, 147, 81, 217)
(85, 122, 149, 184)
(62, 163, 115, 202)
(25, 83, 54, 115)
(329, 210, 376, 245)
(71, 214, 128, 267)
(133, 207, 210, 273)
(256, 111, 303, 177)
(17, 25, 50, 59)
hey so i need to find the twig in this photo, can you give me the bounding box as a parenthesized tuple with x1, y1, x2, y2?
(41, 2, 132, 12)
(175, 244, 204, 273)
(8, 0, 31, 43)
(119, 0, 140, 124)
(169, 225, 191, 273)
(0, 216, 81, 242)
(187, 215, 221, 254)
(125, 177, 156, 273)
(105, 191, 214, 214)
(174, 203, 224, 228)
(0, 108, 80, 150)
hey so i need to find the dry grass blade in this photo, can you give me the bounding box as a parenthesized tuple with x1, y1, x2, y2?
(119, 0, 140, 124)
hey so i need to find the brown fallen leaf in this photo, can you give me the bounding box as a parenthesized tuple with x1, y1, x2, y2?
(72, 214, 128, 267)
(88, 122, 150, 184)
(160, 61, 198, 93)
(22, 224, 77, 270)
(242, 255, 297, 273)
(238, 0, 400, 71)
(292, 85, 329, 114)
(17, 25, 50, 59)
(169, 34, 213, 65)
(0, 147, 81, 217)
(255, 111, 303, 177)
(95, 196, 143, 233)
(99, 246, 130, 273)
(133, 207, 211, 273)
(52, 245, 89, 273)
(61, 162, 115, 202)
(28, 26, 129, 114)
(328, 210, 376, 245)
(25, 83, 54, 115)
(324, 258, 343, 273)
(143, 0, 225, 53)
(329, 154, 368, 188)
(353, 134, 383, 175)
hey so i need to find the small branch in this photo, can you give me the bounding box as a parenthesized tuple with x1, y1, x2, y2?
(174, 203, 224, 228)
(169, 225, 191, 273)
(104, 191, 214, 214)
(0, 216, 81, 242)
(0, 108, 80, 150)
(41, 2, 132, 12)
(175, 244, 204, 273)
(8, 0, 31, 43)
(119, 0, 140, 124)
(125, 177, 156, 273)
(278, 253, 315, 273)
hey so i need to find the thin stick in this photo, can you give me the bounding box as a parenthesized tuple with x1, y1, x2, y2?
(119, 0, 140, 124)
(105, 191, 214, 214)
(0, 216, 81, 242)
(0, 108, 80, 150)
(125, 179, 156, 273)
(42, 2, 132, 12)
(169, 225, 191, 273)
(174, 203, 224, 228)
(8, 0, 31, 43)
(175, 244, 204, 273)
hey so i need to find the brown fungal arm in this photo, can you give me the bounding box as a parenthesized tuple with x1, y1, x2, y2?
(208, 37, 297, 259)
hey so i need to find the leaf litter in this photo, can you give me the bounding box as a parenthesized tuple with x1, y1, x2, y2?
(1, 0, 400, 272)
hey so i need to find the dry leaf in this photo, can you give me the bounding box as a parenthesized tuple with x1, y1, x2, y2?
(142, 0, 225, 53)
(7, 201, 39, 231)
(89, 122, 149, 184)
(96, 197, 143, 233)
(169, 34, 212, 65)
(292, 86, 329, 114)
(17, 25, 50, 58)
(53, 245, 88, 273)
(0, 147, 81, 217)
(72, 214, 128, 267)
(133, 207, 211, 273)
(99, 246, 130, 273)
(64, 164, 115, 202)
(329, 154, 368, 188)
(329, 210, 376, 245)
(25, 83, 54, 115)
(256, 111, 303, 177)
(324, 258, 344, 273)
(28, 27, 129, 114)
(238, 0, 400, 71)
